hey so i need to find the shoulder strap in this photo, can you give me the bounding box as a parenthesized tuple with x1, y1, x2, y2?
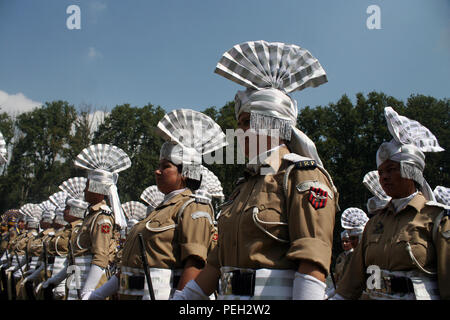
(176, 198, 196, 226)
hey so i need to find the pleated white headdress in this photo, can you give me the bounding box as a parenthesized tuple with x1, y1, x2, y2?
(49, 191, 69, 226)
(122, 201, 147, 233)
(195, 166, 224, 203)
(376, 107, 444, 200)
(215, 40, 327, 165)
(363, 170, 391, 214)
(0, 131, 6, 165)
(59, 177, 89, 219)
(74, 144, 131, 229)
(20, 203, 43, 229)
(156, 109, 227, 181)
(140, 185, 164, 213)
(39, 200, 57, 224)
(433, 186, 450, 207)
(341, 207, 369, 236)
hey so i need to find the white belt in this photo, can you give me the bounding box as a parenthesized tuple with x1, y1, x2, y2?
(219, 267, 295, 300)
(11, 254, 24, 268)
(67, 255, 94, 300)
(119, 266, 182, 300)
(365, 269, 439, 300)
(29, 256, 39, 270)
(53, 256, 68, 297)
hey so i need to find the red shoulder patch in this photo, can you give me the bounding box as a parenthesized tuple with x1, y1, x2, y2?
(101, 224, 111, 234)
(308, 187, 328, 209)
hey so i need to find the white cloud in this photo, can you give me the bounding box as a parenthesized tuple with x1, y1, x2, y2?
(0, 90, 42, 116)
(87, 47, 103, 60)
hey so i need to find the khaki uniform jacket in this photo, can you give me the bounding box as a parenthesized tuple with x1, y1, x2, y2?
(207, 145, 338, 274)
(120, 189, 215, 270)
(334, 250, 353, 286)
(27, 228, 55, 260)
(71, 200, 116, 268)
(13, 229, 36, 256)
(336, 193, 450, 299)
(47, 226, 72, 257)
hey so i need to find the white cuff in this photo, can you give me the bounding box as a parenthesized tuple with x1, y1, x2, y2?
(89, 275, 119, 300)
(292, 272, 326, 300)
(82, 264, 104, 293)
(171, 280, 208, 300)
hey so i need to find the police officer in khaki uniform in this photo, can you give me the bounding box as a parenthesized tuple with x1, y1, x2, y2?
(334, 208, 368, 286)
(42, 178, 88, 299)
(90, 109, 225, 301)
(16, 201, 56, 300)
(174, 41, 338, 300)
(333, 107, 449, 300)
(67, 144, 131, 300)
(5, 204, 41, 300)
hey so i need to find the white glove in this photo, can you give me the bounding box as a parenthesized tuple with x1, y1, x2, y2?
(292, 272, 326, 300)
(88, 275, 119, 300)
(43, 264, 68, 288)
(25, 264, 44, 282)
(171, 280, 209, 300)
(81, 264, 105, 297)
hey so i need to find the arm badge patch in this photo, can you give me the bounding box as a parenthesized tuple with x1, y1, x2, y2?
(308, 187, 328, 209)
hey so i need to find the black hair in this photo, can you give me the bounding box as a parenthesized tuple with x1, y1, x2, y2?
(176, 164, 202, 191)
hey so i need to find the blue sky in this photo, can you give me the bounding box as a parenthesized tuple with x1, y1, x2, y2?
(0, 0, 449, 115)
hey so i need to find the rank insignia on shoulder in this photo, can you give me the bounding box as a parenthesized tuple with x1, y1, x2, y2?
(295, 160, 317, 170)
(308, 187, 328, 209)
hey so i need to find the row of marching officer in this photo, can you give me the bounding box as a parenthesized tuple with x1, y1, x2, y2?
(0, 39, 449, 300)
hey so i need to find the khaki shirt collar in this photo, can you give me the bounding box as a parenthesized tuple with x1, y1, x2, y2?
(388, 192, 426, 215)
(70, 220, 82, 228)
(89, 200, 107, 212)
(407, 192, 426, 212)
(158, 189, 192, 208)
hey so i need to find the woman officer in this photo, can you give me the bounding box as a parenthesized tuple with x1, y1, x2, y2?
(88, 109, 227, 300)
(174, 40, 338, 300)
(333, 107, 449, 300)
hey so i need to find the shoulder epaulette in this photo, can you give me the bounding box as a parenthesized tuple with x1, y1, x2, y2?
(425, 201, 450, 210)
(99, 204, 112, 215)
(283, 153, 317, 170)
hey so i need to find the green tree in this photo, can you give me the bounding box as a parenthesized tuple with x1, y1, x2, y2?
(1, 101, 78, 210)
(92, 103, 166, 203)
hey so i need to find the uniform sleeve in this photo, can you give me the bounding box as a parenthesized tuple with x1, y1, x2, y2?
(436, 215, 450, 299)
(285, 167, 337, 275)
(178, 202, 215, 266)
(90, 214, 114, 269)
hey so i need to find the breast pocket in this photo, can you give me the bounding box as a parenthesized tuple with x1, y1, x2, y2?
(396, 230, 433, 268)
(244, 193, 289, 243)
